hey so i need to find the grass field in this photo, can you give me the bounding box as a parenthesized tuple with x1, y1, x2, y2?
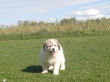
(0, 35, 110, 82)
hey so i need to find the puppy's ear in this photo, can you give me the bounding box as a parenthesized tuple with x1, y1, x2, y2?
(55, 39, 61, 50)
(58, 42, 61, 50)
(56, 40, 61, 50)
(43, 43, 47, 51)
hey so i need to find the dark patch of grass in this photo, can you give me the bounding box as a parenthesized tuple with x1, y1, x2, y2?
(22, 65, 42, 73)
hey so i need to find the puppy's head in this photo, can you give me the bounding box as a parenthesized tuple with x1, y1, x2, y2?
(43, 39, 61, 55)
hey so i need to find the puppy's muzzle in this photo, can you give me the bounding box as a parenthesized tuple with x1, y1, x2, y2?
(52, 48, 55, 51)
(50, 48, 56, 55)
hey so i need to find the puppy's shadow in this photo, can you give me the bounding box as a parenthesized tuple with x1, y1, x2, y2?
(22, 65, 42, 73)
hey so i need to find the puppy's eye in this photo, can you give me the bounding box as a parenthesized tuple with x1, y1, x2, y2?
(49, 45, 51, 47)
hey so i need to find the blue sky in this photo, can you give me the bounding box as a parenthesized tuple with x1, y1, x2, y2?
(0, 0, 110, 25)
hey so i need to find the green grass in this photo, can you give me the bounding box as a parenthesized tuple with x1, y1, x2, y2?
(0, 30, 110, 40)
(0, 35, 110, 82)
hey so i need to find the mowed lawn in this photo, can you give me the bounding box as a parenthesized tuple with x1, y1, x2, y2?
(0, 35, 110, 82)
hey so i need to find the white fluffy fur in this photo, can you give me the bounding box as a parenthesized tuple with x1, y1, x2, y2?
(40, 39, 65, 75)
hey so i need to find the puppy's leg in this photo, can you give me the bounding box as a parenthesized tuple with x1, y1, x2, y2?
(53, 63, 60, 75)
(60, 62, 65, 70)
(42, 65, 48, 74)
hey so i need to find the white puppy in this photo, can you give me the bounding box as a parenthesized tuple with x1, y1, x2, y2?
(40, 39, 65, 75)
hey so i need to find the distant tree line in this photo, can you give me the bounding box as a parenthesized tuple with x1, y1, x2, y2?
(0, 17, 110, 34)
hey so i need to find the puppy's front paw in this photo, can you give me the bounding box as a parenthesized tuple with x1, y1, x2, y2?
(60, 67, 65, 70)
(60, 64, 65, 70)
(42, 70, 48, 74)
(53, 71, 59, 75)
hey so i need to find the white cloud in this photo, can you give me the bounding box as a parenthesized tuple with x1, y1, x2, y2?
(80, 1, 110, 18)
(75, 11, 83, 15)
(66, 9, 100, 16)
(84, 9, 99, 15)
(67, 11, 83, 16)
(76, 17, 87, 21)
(47, 18, 57, 22)
(82, 1, 110, 10)
(61, 16, 71, 19)
(65, 9, 106, 20)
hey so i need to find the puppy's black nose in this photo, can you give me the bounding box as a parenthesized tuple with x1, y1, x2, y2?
(52, 48, 55, 51)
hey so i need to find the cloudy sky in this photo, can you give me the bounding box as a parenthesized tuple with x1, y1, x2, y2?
(0, 0, 110, 25)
